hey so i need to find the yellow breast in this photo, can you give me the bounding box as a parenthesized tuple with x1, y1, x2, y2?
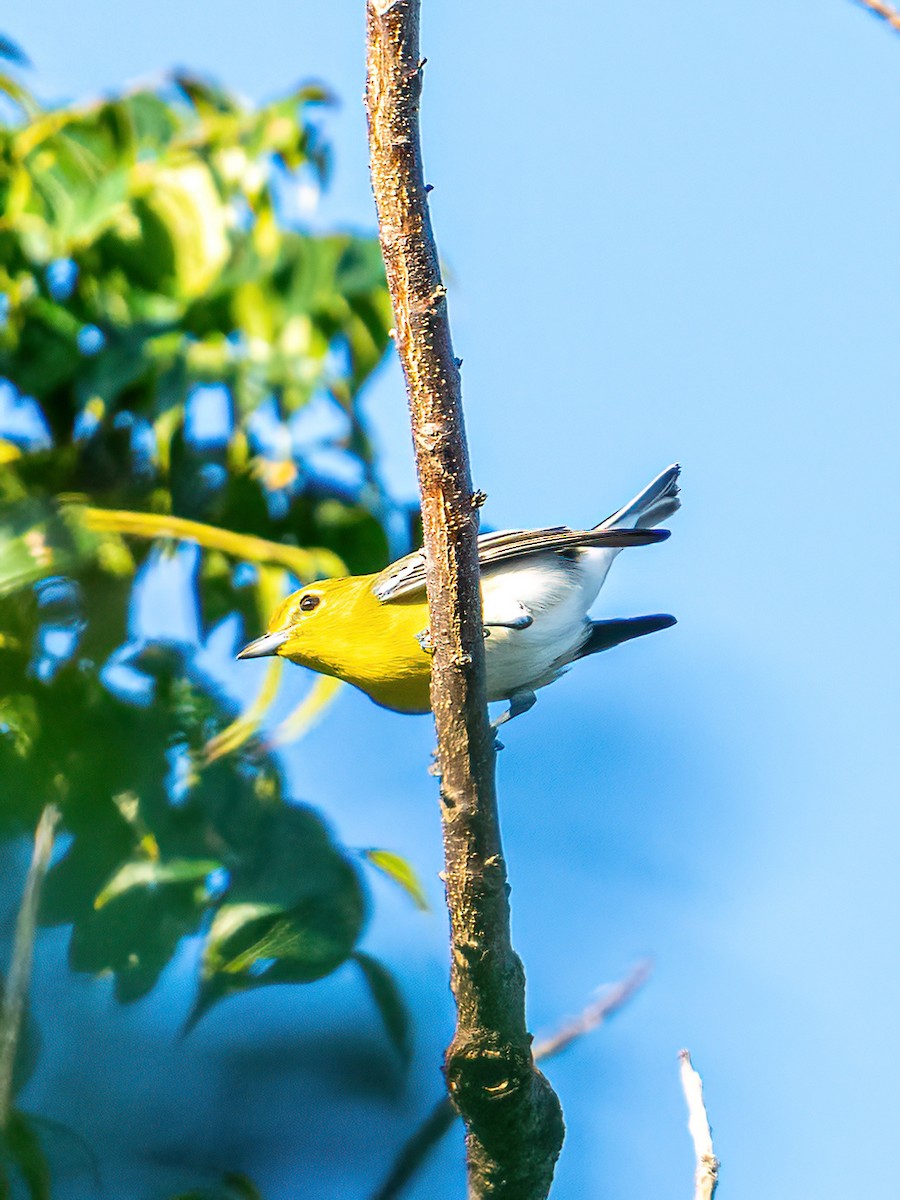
(279, 574, 434, 713)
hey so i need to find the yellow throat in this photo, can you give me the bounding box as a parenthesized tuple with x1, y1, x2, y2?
(266, 574, 434, 714)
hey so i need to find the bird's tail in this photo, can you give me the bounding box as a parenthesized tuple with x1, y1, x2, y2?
(597, 464, 681, 531)
(574, 614, 677, 660)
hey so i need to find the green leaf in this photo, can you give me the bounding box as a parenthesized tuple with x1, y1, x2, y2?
(0, 499, 100, 597)
(189, 815, 368, 1029)
(172, 70, 241, 118)
(141, 162, 231, 298)
(222, 802, 357, 910)
(307, 501, 390, 576)
(0, 696, 39, 759)
(94, 857, 221, 909)
(0, 1110, 51, 1200)
(169, 1170, 263, 1200)
(363, 849, 430, 912)
(0, 70, 395, 1021)
(353, 951, 412, 1067)
(198, 549, 257, 635)
(0, 72, 39, 116)
(121, 89, 181, 147)
(193, 889, 364, 1014)
(68, 871, 208, 1002)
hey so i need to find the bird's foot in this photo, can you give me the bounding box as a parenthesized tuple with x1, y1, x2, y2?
(491, 688, 538, 733)
(416, 627, 434, 655)
(429, 689, 536, 769)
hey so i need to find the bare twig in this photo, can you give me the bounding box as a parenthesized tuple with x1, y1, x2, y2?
(372, 1094, 457, 1200)
(0, 805, 60, 1128)
(373, 963, 652, 1200)
(532, 960, 652, 1061)
(679, 1050, 719, 1200)
(365, 3, 564, 1197)
(854, 0, 900, 31)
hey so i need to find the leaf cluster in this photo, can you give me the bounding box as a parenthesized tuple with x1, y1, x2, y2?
(0, 60, 392, 560)
(0, 51, 414, 1093)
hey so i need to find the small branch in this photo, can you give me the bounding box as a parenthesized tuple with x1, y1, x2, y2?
(679, 1050, 719, 1200)
(80, 506, 346, 580)
(853, 0, 900, 30)
(373, 963, 651, 1200)
(365, 3, 563, 1198)
(532, 959, 652, 1061)
(372, 1094, 457, 1200)
(0, 805, 60, 1128)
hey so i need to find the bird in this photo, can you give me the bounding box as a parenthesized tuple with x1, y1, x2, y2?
(238, 464, 680, 726)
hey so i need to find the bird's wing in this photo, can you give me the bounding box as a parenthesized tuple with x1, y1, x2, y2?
(372, 525, 669, 603)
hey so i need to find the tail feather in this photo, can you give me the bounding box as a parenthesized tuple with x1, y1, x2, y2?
(575, 614, 676, 660)
(598, 464, 681, 531)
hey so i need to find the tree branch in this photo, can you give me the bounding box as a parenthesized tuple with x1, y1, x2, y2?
(531, 959, 652, 1061)
(679, 1050, 719, 1200)
(81, 506, 346, 580)
(364, 3, 564, 1196)
(0, 805, 60, 1128)
(853, 0, 900, 31)
(373, 962, 652, 1200)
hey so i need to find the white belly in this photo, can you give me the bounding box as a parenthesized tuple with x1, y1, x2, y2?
(480, 548, 618, 700)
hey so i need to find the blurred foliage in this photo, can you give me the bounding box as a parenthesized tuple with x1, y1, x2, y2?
(0, 55, 393, 553)
(363, 848, 430, 912)
(0, 1109, 51, 1200)
(0, 41, 417, 1190)
(171, 1174, 264, 1200)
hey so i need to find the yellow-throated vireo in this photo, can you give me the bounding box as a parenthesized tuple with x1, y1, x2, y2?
(238, 464, 680, 726)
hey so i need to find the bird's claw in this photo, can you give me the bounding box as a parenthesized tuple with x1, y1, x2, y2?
(428, 747, 441, 778)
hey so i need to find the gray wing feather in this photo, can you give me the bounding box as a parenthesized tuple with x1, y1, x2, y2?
(372, 525, 669, 603)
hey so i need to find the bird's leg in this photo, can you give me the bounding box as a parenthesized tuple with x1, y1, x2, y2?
(430, 690, 537, 765)
(484, 599, 534, 631)
(492, 688, 538, 728)
(490, 688, 537, 748)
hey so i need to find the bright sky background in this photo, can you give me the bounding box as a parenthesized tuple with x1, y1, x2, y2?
(8, 2, 900, 1198)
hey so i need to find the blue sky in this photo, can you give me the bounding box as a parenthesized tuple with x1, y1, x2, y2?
(7, 2, 900, 1197)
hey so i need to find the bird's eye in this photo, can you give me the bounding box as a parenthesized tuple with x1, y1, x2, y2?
(299, 594, 320, 613)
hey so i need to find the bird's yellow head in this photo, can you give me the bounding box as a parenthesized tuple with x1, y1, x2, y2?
(239, 578, 347, 662)
(236, 569, 433, 712)
(236, 574, 388, 678)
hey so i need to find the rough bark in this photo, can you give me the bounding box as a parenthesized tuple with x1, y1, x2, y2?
(364, 2, 565, 1195)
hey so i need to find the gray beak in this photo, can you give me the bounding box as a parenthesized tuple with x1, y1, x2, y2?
(237, 630, 288, 660)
